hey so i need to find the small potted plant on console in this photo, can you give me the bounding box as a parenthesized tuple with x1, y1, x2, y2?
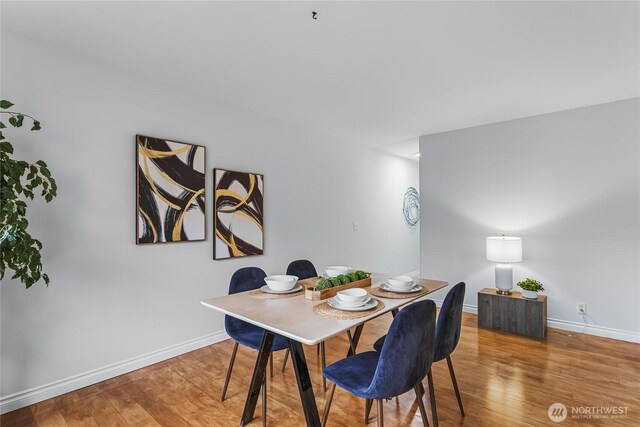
(516, 278, 544, 299)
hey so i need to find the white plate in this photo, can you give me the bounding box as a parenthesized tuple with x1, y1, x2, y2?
(260, 284, 303, 294)
(380, 283, 423, 294)
(334, 294, 371, 308)
(328, 297, 379, 312)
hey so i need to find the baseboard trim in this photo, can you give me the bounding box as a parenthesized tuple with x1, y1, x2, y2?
(0, 330, 229, 415)
(545, 317, 640, 343)
(430, 299, 640, 343)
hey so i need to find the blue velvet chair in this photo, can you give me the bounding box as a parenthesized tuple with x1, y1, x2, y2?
(286, 259, 318, 281)
(322, 300, 437, 427)
(220, 267, 289, 426)
(372, 282, 466, 425)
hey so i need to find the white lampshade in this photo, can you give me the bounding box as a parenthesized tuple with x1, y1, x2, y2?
(486, 236, 522, 263)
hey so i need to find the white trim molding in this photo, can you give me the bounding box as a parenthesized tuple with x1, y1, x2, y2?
(431, 299, 640, 344)
(0, 330, 229, 415)
(545, 318, 640, 343)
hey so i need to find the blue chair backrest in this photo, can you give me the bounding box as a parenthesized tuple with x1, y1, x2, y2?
(225, 267, 267, 333)
(367, 300, 436, 399)
(286, 259, 318, 280)
(228, 267, 267, 294)
(434, 282, 466, 361)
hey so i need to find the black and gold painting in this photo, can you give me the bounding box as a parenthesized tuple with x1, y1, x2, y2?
(136, 135, 205, 244)
(214, 169, 264, 259)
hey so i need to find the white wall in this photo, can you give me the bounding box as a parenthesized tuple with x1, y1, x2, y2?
(0, 32, 419, 407)
(420, 98, 640, 342)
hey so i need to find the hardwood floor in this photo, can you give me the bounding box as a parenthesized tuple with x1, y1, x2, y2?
(3, 313, 639, 426)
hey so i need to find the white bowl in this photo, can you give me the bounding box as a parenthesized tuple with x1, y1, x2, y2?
(325, 266, 351, 277)
(387, 275, 414, 290)
(264, 275, 298, 291)
(337, 288, 368, 303)
(334, 294, 370, 308)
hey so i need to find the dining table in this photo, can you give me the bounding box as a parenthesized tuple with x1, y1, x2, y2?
(200, 273, 448, 427)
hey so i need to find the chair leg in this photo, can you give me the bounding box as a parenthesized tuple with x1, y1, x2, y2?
(365, 399, 373, 424)
(376, 399, 384, 427)
(427, 371, 438, 427)
(321, 382, 336, 427)
(270, 353, 274, 378)
(414, 385, 430, 427)
(262, 376, 267, 427)
(446, 356, 465, 416)
(281, 349, 289, 372)
(220, 341, 238, 402)
(321, 341, 327, 391)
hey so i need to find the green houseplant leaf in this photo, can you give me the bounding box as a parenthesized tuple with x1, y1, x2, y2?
(1, 102, 56, 288)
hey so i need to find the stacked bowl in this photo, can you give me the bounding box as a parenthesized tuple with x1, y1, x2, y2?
(386, 275, 415, 291)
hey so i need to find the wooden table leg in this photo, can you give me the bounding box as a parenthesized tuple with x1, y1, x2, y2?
(346, 330, 357, 355)
(347, 324, 364, 357)
(240, 331, 274, 426)
(289, 340, 321, 427)
(320, 341, 327, 391)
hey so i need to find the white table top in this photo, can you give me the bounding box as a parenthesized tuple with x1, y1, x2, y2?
(201, 273, 448, 345)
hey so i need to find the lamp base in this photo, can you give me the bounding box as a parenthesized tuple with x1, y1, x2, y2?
(495, 263, 513, 294)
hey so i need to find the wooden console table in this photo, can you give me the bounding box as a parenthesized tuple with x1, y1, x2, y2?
(477, 288, 547, 339)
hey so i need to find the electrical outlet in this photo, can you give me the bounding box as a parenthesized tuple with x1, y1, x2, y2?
(577, 302, 587, 314)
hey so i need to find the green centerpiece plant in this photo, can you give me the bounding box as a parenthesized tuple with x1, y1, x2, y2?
(314, 270, 368, 290)
(0, 100, 57, 288)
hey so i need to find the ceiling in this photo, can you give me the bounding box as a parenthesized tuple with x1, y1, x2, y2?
(2, 1, 638, 149)
(378, 137, 420, 162)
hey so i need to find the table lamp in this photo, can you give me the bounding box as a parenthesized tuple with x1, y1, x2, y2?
(486, 236, 522, 295)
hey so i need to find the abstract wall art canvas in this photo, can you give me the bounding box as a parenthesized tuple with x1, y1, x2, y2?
(136, 135, 206, 244)
(214, 168, 264, 259)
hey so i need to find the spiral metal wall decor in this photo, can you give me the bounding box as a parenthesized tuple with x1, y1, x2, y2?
(403, 187, 420, 226)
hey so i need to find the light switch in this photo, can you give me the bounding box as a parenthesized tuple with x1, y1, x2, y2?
(353, 221, 359, 231)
